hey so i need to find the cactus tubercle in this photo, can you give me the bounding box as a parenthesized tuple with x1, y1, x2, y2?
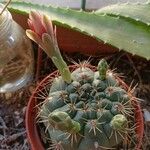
(97, 59, 109, 80)
(48, 111, 81, 133)
(110, 114, 128, 131)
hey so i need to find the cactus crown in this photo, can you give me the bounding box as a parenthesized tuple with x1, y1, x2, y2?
(26, 11, 136, 150)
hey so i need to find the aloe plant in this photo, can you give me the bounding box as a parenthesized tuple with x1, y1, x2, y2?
(1, 0, 150, 59)
(96, 2, 150, 25)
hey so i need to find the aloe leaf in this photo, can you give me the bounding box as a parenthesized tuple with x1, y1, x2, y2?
(96, 2, 150, 25)
(2, 1, 150, 60)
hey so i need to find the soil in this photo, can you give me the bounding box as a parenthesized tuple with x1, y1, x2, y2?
(0, 50, 149, 150)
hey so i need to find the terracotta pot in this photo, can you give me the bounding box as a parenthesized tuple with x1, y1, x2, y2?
(11, 12, 117, 56)
(26, 65, 144, 150)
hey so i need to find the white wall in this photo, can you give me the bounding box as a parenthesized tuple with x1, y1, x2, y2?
(25, 0, 147, 9)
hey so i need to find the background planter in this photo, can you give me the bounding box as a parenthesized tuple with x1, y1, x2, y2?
(9, 0, 147, 56)
(26, 65, 144, 150)
(11, 12, 117, 56)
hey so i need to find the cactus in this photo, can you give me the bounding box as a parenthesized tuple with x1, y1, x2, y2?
(1, 0, 150, 59)
(26, 11, 137, 149)
(38, 59, 135, 150)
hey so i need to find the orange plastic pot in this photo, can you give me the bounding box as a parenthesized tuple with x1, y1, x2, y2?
(12, 12, 117, 56)
(25, 65, 144, 150)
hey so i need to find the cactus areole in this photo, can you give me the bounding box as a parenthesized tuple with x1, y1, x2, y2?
(26, 12, 141, 149)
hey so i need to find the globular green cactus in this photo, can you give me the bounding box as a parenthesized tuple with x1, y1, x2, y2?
(39, 59, 135, 150)
(24, 10, 136, 149)
(1, 0, 150, 59)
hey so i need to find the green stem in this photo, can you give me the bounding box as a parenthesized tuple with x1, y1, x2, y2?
(51, 55, 71, 84)
(42, 33, 71, 83)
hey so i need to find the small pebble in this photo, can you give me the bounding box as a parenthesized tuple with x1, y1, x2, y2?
(143, 109, 150, 124)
